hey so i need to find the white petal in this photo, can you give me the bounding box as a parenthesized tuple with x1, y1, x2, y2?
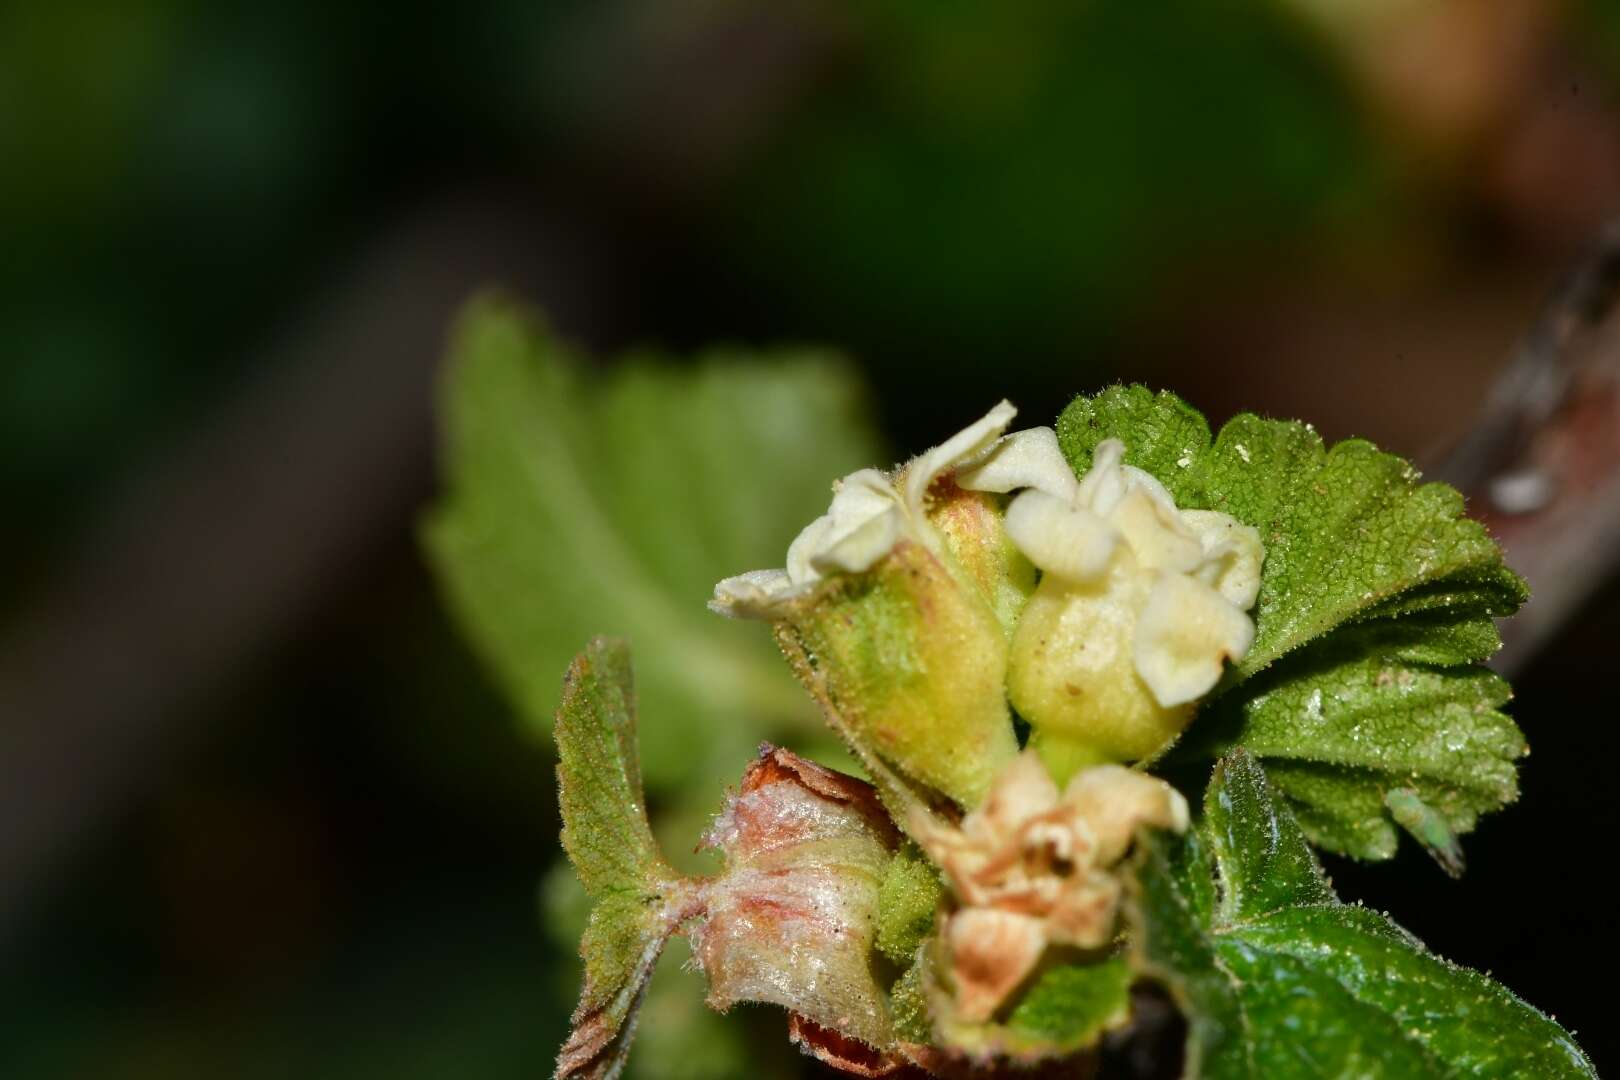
(1111, 486, 1204, 573)
(966, 750, 1060, 842)
(710, 569, 798, 618)
(1063, 765, 1189, 865)
(955, 426, 1080, 501)
(1182, 510, 1264, 609)
(811, 506, 905, 575)
(901, 400, 1018, 511)
(1133, 572, 1255, 707)
(1004, 489, 1119, 582)
(945, 908, 1048, 1023)
(1073, 438, 1131, 514)
(828, 467, 900, 521)
(785, 468, 902, 584)
(785, 513, 837, 586)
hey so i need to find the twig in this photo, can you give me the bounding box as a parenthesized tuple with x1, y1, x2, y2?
(1435, 215, 1620, 672)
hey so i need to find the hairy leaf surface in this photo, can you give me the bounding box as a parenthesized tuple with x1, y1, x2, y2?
(553, 638, 693, 1080)
(1056, 386, 1528, 859)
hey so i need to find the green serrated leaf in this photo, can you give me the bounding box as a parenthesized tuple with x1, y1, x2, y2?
(1057, 385, 1528, 859)
(423, 297, 884, 793)
(1057, 386, 1525, 680)
(555, 638, 669, 897)
(1195, 636, 1524, 861)
(1128, 750, 1596, 1078)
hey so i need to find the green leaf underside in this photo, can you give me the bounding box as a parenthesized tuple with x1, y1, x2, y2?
(423, 297, 883, 792)
(1193, 636, 1522, 860)
(1056, 386, 1528, 859)
(1128, 750, 1594, 1078)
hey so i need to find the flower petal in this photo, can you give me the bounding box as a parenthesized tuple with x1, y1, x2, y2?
(812, 506, 907, 576)
(709, 568, 797, 617)
(1073, 437, 1131, 513)
(955, 426, 1079, 501)
(1182, 509, 1265, 609)
(945, 908, 1048, 1023)
(787, 468, 902, 584)
(901, 400, 1019, 512)
(970, 749, 1061, 840)
(1043, 870, 1123, 948)
(1003, 490, 1119, 582)
(1062, 765, 1190, 865)
(1110, 485, 1204, 573)
(1133, 571, 1255, 707)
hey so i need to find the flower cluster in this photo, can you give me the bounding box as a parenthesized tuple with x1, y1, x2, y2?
(712, 402, 1263, 789)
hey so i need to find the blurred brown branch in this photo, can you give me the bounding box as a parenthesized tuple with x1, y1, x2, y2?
(1435, 215, 1620, 673)
(0, 191, 619, 938)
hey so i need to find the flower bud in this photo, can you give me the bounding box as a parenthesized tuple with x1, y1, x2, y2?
(768, 537, 1018, 809)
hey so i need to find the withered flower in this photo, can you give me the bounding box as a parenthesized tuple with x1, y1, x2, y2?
(692, 746, 901, 1051)
(912, 752, 1188, 1023)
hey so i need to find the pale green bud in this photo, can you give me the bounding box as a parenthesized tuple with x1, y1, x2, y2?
(711, 403, 1026, 809)
(767, 537, 1018, 808)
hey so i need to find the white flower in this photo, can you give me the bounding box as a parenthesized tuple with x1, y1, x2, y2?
(710, 401, 1018, 618)
(708, 401, 1265, 787)
(998, 437, 1262, 710)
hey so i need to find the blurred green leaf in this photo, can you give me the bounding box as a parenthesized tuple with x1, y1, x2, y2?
(1129, 750, 1595, 1077)
(1057, 386, 1527, 860)
(422, 297, 884, 791)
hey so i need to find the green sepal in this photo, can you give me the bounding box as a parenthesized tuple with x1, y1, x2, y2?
(875, 842, 943, 966)
(770, 539, 1020, 811)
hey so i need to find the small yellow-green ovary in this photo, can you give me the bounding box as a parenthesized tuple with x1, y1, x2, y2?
(1009, 549, 1193, 777)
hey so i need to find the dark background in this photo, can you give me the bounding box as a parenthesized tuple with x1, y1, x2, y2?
(4, 2, 1618, 1075)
